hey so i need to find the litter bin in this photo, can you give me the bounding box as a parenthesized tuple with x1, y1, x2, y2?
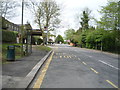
(7, 45, 15, 61)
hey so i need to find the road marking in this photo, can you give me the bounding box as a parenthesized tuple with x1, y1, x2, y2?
(66, 56, 69, 58)
(98, 60, 119, 70)
(78, 58, 81, 60)
(88, 56, 92, 57)
(90, 68, 99, 74)
(69, 56, 71, 58)
(74, 55, 77, 57)
(60, 56, 62, 58)
(82, 62, 87, 65)
(33, 52, 54, 88)
(106, 80, 118, 88)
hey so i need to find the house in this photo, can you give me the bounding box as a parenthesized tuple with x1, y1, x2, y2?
(1, 16, 21, 32)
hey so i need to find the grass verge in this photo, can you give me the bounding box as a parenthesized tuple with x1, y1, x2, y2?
(2, 43, 22, 64)
(35, 45, 52, 52)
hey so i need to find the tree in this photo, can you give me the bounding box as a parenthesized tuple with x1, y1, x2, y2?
(64, 29, 75, 41)
(76, 8, 91, 32)
(0, 0, 20, 19)
(97, 1, 118, 30)
(55, 35, 64, 44)
(26, 0, 61, 31)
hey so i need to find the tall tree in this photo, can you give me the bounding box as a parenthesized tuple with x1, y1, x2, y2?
(0, 0, 20, 19)
(97, 1, 118, 30)
(76, 8, 91, 32)
(80, 10, 89, 31)
(55, 35, 64, 43)
(64, 29, 75, 41)
(26, 0, 61, 31)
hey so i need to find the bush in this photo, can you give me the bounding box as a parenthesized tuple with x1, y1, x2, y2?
(32, 36, 43, 45)
(55, 35, 64, 43)
(2, 30, 18, 43)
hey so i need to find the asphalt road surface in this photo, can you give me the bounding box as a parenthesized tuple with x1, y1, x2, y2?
(35, 44, 119, 88)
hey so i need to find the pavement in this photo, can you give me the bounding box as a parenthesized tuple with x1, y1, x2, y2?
(2, 44, 119, 89)
(40, 44, 119, 88)
(2, 45, 52, 89)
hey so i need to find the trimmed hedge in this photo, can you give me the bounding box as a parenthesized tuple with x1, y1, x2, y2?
(2, 30, 18, 43)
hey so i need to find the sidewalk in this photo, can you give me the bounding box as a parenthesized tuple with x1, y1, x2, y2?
(2, 46, 51, 88)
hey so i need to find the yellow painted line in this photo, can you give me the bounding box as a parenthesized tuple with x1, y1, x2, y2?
(82, 62, 87, 65)
(67, 56, 69, 58)
(90, 68, 99, 74)
(60, 56, 62, 58)
(106, 80, 118, 88)
(69, 56, 71, 58)
(33, 52, 54, 88)
(64, 56, 66, 58)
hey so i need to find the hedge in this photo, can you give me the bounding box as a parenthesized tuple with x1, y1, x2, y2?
(31, 36, 43, 45)
(2, 30, 18, 43)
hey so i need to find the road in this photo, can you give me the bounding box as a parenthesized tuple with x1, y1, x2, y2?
(32, 44, 119, 88)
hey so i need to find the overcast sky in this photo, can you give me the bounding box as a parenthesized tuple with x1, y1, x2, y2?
(10, 0, 108, 37)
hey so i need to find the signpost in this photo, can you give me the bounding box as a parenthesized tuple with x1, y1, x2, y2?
(44, 26, 48, 45)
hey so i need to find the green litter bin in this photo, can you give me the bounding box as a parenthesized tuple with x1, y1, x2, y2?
(7, 45, 15, 61)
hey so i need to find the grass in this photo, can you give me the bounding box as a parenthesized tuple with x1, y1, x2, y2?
(2, 43, 22, 64)
(35, 45, 52, 52)
(1, 44, 52, 64)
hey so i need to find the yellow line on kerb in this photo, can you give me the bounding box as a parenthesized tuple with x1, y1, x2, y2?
(33, 52, 54, 88)
(90, 68, 98, 74)
(106, 80, 118, 88)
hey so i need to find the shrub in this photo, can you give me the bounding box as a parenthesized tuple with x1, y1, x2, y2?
(2, 30, 17, 43)
(32, 36, 43, 45)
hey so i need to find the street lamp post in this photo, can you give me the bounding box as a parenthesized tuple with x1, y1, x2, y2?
(21, 0, 24, 56)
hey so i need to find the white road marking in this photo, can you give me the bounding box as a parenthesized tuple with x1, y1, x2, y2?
(98, 60, 119, 70)
(78, 58, 81, 60)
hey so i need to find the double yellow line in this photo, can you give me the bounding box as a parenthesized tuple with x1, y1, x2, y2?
(33, 52, 54, 88)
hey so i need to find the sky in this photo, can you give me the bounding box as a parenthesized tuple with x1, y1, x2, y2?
(10, 0, 108, 37)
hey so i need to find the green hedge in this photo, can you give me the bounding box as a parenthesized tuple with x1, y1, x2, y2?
(32, 36, 43, 45)
(2, 30, 18, 43)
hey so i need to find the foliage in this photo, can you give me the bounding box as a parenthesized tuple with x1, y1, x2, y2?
(97, 1, 118, 30)
(80, 9, 90, 31)
(64, 29, 75, 40)
(55, 35, 64, 43)
(63, 1, 119, 53)
(26, 0, 61, 31)
(2, 30, 17, 43)
(32, 36, 43, 45)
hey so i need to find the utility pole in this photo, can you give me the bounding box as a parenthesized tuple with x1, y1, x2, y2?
(21, 0, 24, 56)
